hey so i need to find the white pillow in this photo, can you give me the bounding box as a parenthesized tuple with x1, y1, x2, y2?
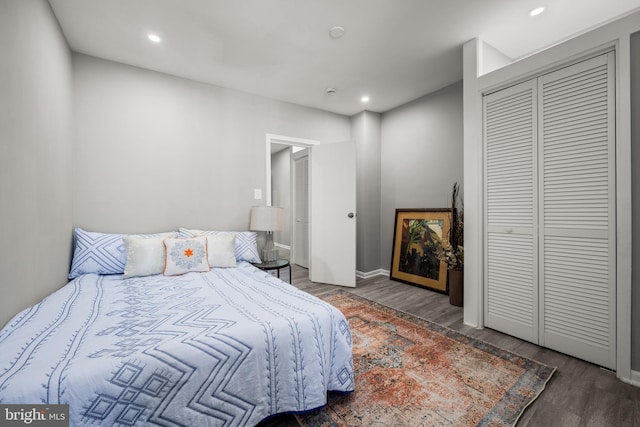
(163, 237, 210, 276)
(206, 234, 237, 268)
(123, 235, 167, 278)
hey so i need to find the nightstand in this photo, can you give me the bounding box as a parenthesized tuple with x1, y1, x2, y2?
(252, 259, 291, 284)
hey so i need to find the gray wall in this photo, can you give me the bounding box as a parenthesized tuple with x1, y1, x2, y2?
(631, 31, 640, 372)
(380, 82, 463, 269)
(353, 111, 382, 273)
(0, 0, 73, 326)
(72, 54, 351, 234)
(271, 148, 291, 246)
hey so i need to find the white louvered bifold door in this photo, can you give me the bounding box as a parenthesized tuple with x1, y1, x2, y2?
(538, 52, 616, 369)
(484, 80, 538, 343)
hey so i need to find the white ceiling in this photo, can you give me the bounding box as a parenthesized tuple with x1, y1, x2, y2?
(49, 0, 640, 116)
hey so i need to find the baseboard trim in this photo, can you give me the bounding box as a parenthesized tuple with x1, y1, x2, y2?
(356, 269, 389, 279)
(630, 369, 640, 387)
(274, 243, 290, 251)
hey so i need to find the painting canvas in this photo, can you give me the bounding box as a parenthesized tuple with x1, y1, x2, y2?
(390, 209, 451, 293)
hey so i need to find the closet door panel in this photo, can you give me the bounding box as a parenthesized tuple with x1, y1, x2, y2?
(484, 80, 538, 343)
(543, 235, 611, 363)
(539, 52, 616, 369)
(486, 232, 536, 340)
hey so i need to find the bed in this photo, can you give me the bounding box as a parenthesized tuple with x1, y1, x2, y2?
(0, 261, 354, 426)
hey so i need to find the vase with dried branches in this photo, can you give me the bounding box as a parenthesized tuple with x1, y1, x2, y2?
(437, 182, 464, 306)
(437, 182, 464, 271)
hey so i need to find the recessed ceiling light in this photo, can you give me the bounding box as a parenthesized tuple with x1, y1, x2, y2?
(529, 6, 545, 17)
(329, 26, 345, 39)
(361, 95, 370, 103)
(147, 33, 161, 43)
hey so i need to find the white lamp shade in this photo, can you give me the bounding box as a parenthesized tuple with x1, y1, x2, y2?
(250, 206, 284, 232)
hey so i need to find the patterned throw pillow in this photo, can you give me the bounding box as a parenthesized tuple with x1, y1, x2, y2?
(68, 228, 178, 278)
(68, 229, 125, 278)
(179, 228, 261, 263)
(163, 237, 210, 276)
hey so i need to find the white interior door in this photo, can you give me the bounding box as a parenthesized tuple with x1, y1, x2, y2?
(538, 52, 616, 369)
(310, 141, 356, 287)
(292, 150, 309, 268)
(484, 79, 539, 343)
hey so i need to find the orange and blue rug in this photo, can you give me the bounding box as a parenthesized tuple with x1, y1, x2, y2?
(297, 291, 556, 427)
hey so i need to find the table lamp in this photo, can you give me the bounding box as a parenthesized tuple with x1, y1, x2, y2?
(250, 206, 284, 262)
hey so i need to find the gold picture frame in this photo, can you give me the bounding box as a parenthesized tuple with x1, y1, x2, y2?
(390, 209, 451, 293)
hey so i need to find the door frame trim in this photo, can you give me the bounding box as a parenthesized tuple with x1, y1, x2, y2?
(265, 134, 319, 268)
(265, 133, 319, 206)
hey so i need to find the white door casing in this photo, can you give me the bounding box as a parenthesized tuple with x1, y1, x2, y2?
(310, 140, 357, 287)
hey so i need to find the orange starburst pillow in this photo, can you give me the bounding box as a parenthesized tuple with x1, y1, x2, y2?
(163, 237, 210, 276)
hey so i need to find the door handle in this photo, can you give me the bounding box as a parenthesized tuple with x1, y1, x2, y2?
(348, 212, 355, 218)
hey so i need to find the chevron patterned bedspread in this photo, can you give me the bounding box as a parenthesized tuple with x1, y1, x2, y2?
(0, 262, 354, 426)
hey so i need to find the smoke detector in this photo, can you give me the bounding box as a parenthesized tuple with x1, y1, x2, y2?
(329, 26, 345, 39)
(326, 87, 337, 95)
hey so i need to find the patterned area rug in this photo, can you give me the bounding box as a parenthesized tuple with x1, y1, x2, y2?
(297, 291, 555, 427)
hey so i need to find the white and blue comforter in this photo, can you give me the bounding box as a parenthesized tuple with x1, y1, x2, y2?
(0, 262, 354, 426)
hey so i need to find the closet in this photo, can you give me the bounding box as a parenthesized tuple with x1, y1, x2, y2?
(483, 52, 616, 369)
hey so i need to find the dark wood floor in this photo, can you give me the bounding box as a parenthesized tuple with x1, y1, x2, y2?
(261, 264, 640, 427)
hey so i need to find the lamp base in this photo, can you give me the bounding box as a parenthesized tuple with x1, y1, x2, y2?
(262, 231, 279, 262)
(261, 248, 279, 263)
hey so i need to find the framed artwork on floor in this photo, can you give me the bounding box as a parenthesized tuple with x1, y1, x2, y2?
(390, 208, 451, 293)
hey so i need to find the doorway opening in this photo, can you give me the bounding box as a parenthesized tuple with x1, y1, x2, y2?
(265, 134, 319, 271)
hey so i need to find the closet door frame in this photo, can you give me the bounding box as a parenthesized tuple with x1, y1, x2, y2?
(467, 20, 636, 382)
(482, 50, 617, 369)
